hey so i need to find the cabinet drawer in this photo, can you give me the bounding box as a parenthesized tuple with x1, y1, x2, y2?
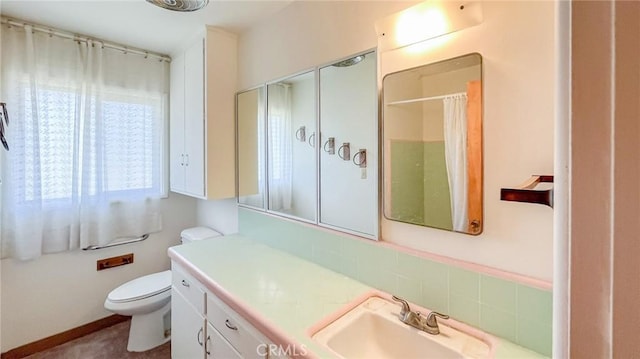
(206, 295, 264, 358)
(172, 264, 205, 313)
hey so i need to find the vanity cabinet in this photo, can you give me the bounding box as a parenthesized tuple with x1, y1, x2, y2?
(172, 289, 207, 359)
(170, 26, 237, 199)
(172, 262, 274, 359)
(172, 264, 207, 358)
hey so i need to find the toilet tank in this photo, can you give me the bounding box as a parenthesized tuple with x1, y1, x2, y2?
(180, 226, 222, 244)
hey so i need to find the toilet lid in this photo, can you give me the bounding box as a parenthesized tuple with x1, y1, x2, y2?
(108, 270, 172, 303)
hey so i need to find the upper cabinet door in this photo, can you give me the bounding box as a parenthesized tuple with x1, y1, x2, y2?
(183, 38, 206, 197)
(266, 71, 317, 223)
(319, 51, 378, 238)
(170, 52, 187, 193)
(169, 27, 237, 200)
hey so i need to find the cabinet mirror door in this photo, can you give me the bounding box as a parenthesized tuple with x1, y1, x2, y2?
(237, 87, 266, 209)
(267, 71, 317, 222)
(319, 51, 378, 237)
(382, 53, 483, 235)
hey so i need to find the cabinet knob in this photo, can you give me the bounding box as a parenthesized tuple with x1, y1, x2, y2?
(181, 279, 190, 287)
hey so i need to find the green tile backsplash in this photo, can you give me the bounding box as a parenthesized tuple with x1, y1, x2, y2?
(238, 208, 552, 356)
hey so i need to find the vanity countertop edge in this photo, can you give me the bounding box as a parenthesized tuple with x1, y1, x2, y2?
(167, 234, 547, 359)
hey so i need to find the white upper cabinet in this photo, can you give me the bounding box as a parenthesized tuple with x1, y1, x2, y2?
(170, 27, 237, 199)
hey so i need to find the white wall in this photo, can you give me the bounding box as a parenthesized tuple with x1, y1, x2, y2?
(381, 1, 555, 281)
(237, 1, 417, 89)
(197, 197, 238, 234)
(1, 193, 197, 351)
(231, 0, 555, 281)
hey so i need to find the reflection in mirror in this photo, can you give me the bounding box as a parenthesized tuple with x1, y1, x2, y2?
(237, 87, 265, 208)
(267, 71, 317, 222)
(320, 51, 378, 237)
(383, 53, 483, 235)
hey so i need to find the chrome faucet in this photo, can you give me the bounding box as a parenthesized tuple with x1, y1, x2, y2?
(392, 296, 450, 335)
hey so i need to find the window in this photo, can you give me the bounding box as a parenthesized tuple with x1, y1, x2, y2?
(16, 85, 165, 205)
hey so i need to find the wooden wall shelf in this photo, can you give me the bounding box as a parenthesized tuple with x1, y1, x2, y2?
(500, 175, 554, 208)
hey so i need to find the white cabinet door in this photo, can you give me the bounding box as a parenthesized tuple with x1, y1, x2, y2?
(169, 28, 236, 200)
(206, 322, 242, 359)
(183, 38, 206, 197)
(169, 52, 186, 193)
(172, 289, 206, 359)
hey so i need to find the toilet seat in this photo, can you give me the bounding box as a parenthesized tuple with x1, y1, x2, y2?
(108, 270, 171, 303)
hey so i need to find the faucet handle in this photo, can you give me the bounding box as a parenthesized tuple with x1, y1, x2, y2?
(391, 295, 411, 316)
(425, 311, 450, 327)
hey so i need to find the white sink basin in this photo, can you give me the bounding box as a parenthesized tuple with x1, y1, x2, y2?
(310, 294, 493, 359)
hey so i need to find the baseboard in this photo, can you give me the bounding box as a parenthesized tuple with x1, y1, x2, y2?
(1, 314, 129, 359)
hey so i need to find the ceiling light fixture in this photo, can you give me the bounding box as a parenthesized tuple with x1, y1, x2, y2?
(146, 0, 209, 12)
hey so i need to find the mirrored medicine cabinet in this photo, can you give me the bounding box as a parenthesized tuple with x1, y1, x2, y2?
(236, 50, 378, 239)
(319, 52, 378, 236)
(382, 53, 483, 235)
(237, 86, 265, 209)
(267, 71, 317, 223)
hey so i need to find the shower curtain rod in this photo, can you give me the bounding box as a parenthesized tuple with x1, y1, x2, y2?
(1, 17, 171, 62)
(387, 91, 467, 106)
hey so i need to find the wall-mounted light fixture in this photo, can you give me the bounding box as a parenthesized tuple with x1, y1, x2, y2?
(374, 0, 483, 52)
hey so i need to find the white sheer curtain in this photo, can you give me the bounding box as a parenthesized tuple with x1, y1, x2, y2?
(267, 84, 292, 211)
(1, 23, 168, 260)
(443, 94, 468, 232)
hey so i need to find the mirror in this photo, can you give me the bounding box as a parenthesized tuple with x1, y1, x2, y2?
(319, 51, 378, 237)
(237, 87, 266, 209)
(382, 53, 483, 235)
(267, 71, 317, 222)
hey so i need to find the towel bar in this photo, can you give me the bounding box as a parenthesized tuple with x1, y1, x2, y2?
(82, 233, 150, 250)
(500, 175, 554, 207)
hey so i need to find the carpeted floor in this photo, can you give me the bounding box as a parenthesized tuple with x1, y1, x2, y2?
(25, 320, 170, 359)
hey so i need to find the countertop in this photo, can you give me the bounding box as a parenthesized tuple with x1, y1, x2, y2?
(168, 235, 547, 359)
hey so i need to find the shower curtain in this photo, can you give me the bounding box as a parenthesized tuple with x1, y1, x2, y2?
(443, 94, 469, 232)
(1, 23, 167, 260)
(267, 84, 293, 211)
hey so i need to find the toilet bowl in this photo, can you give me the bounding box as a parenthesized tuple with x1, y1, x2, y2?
(104, 226, 221, 352)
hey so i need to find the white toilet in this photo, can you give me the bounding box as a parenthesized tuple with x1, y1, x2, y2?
(104, 226, 222, 352)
